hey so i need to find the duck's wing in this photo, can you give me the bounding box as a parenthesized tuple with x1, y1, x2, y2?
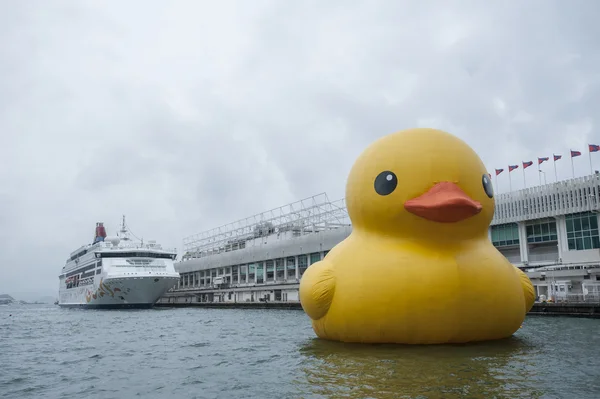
(299, 259, 336, 321)
(514, 266, 535, 312)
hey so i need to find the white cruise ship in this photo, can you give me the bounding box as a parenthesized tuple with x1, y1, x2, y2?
(58, 216, 180, 309)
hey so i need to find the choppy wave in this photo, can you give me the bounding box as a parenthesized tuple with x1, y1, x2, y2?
(0, 305, 599, 399)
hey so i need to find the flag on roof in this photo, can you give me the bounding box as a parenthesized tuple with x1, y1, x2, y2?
(589, 144, 600, 153)
(495, 168, 504, 175)
(509, 164, 519, 172)
(553, 154, 562, 161)
(523, 161, 533, 169)
(538, 157, 549, 164)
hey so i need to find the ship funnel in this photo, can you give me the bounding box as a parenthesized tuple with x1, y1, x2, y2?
(94, 222, 107, 243)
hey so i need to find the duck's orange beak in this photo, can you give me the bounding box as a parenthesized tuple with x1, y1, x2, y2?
(404, 182, 482, 223)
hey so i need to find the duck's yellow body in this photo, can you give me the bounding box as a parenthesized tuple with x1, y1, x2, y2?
(299, 128, 535, 344)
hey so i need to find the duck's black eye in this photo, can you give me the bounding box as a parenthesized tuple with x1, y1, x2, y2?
(482, 174, 493, 198)
(374, 171, 397, 196)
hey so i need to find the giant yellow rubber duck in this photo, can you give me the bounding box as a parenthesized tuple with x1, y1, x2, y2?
(299, 128, 535, 344)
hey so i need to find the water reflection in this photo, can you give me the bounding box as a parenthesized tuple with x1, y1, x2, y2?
(297, 336, 546, 399)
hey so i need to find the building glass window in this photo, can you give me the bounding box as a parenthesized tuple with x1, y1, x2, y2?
(298, 255, 308, 277)
(526, 219, 558, 243)
(256, 262, 264, 284)
(566, 212, 600, 250)
(240, 265, 247, 283)
(275, 258, 285, 280)
(309, 252, 321, 265)
(286, 256, 296, 278)
(248, 264, 255, 282)
(232, 266, 239, 283)
(266, 260, 274, 281)
(491, 223, 519, 247)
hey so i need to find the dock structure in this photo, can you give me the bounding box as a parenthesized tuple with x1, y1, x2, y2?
(160, 175, 600, 309)
(163, 193, 351, 304)
(154, 300, 600, 318)
(491, 174, 600, 303)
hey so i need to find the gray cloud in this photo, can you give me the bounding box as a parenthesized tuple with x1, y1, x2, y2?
(1, 0, 600, 299)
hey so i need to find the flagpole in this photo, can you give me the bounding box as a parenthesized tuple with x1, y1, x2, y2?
(571, 150, 575, 178)
(522, 165, 526, 188)
(494, 174, 498, 195)
(509, 169, 512, 192)
(538, 167, 542, 185)
(553, 156, 558, 182)
(589, 149, 593, 175)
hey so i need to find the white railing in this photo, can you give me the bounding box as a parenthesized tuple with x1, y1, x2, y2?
(528, 253, 559, 263)
(504, 255, 522, 263)
(534, 262, 599, 271)
(99, 241, 177, 253)
(112, 265, 167, 271)
(539, 293, 600, 303)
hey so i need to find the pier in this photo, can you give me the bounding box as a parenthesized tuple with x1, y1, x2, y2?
(528, 302, 600, 318)
(156, 301, 302, 310)
(155, 300, 600, 318)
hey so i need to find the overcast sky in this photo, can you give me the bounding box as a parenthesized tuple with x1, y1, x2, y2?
(1, 0, 599, 300)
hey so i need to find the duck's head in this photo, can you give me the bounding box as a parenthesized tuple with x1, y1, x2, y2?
(345, 128, 494, 243)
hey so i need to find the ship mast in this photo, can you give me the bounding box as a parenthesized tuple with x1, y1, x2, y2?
(119, 215, 130, 241)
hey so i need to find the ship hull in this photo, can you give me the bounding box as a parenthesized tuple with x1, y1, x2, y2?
(58, 275, 179, 309)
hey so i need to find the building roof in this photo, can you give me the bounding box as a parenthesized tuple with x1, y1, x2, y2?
(176, 226, 352, 273)
(181, 192, 349, 259)
(491, 174, 600, 225)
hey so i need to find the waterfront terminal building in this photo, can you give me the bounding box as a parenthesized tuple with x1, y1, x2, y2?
(159, 175, 600, 305)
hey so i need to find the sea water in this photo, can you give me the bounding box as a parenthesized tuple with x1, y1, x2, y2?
(1, 304, 599, 399)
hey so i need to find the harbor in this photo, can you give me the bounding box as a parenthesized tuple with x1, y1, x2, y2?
(5, 2, 600, 398)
